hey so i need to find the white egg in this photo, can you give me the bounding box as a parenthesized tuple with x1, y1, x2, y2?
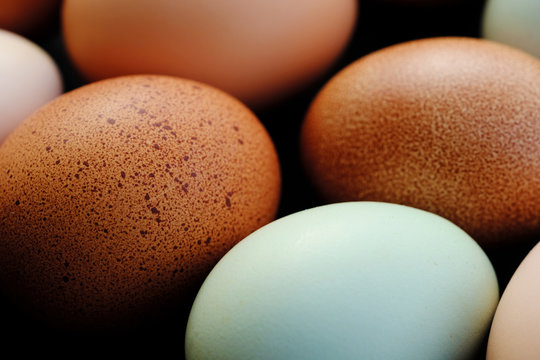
(185, 201, 499, 360)
(482, 0, 540, 59)
(0, 29, 63, 144)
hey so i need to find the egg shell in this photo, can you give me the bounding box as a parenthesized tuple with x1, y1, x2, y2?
(486, 240, 540, 359)
(61, 0, 358, 108)
(185, 201, 499, 360)
(0, 75, 281, 330)
(0, 0, 61, 35)
(482, 0, 540, 59)
(0, 29, 63, 144)
(300, 36, 540, 248)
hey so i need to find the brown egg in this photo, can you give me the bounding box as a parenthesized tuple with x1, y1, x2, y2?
(61, 0, 357, 109)
(0, 0, 61, 35)
(0, 75, 281, 330)
(300, 37, 540, 248)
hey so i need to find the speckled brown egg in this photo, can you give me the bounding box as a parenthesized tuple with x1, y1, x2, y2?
(0, 75, 281, 330)
(300, 37, 540, 248)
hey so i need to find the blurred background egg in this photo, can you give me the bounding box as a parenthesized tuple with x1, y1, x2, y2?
(0, 29, 63, 144)
(0, 75, 281, 331)
(300, 37, 540, 249)
(61, 0, 358, 109)
(487, 240, 540, 359)
(482, 0, 540, 59)
(0, 0, 61, 36)
(185, 202, 499, 359)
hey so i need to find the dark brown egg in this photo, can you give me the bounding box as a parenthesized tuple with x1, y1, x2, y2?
(300, 37, 540, 248)
(0, 0, 61, 36)
(0, 75, 281, 330)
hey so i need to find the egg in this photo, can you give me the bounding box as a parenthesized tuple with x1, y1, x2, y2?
(300, 37, 540, 249)
(61, 0, 358, 108)
(0, 0, 61, 35)
(0, 75, 281, 331)
(185, 201, 499, 359)
(486, 240, 540, 359)
(482, 0, 540, 59)
(0, 29, 63, 144)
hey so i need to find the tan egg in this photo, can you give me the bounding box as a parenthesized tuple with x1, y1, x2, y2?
(300, 37, 540, 248)
(61, 0, 357, 109)
(0, 75, 281, 331)
(487, 241, 540, 359)
(0, 0, 61, 35)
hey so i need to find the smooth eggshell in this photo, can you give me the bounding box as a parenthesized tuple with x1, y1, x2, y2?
(0, 75, 281, 330)
(0, 0, 61, 35)
(482, 0, 540, 59)
(486, 240, 540, 359)
(300, 37, 540, 248)
(185, 201, 499, 360)
(61, 0, 357, 108)
(0, 29, 63, 144)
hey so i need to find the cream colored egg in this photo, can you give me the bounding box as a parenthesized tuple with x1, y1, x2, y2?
(487, 241, 540, 359)
(0, 29, 63, 144)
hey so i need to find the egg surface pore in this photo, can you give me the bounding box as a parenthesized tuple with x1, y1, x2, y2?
(0, 75, 281, 330)
(300, 37, 540, 248)
(185, 202, 499, 360)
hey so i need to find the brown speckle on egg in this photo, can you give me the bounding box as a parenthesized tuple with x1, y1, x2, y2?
(0, 75, 281, 331)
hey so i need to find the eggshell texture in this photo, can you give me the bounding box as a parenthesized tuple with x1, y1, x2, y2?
(185, 201, 499, 360)
(487, 241, 540, 359)
(61, 0, 357, 108)
(300, 37, 540, 248)
(0, 29, 63, 144)
(0, 0, 61, 35)
(0, 75, 281, 330)
(482, 0, 540, 59)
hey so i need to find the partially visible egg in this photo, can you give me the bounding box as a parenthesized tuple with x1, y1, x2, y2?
(0, 75, 281, 330)
(185, 201, 499, 359)
(482, 0, 540, 59)
(61, 0, 358, 108)
(300, 37, 540, 248)
(486, 241, 540, 359)
(0, 0, 61, 35)
(0, 29, 63, 144)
